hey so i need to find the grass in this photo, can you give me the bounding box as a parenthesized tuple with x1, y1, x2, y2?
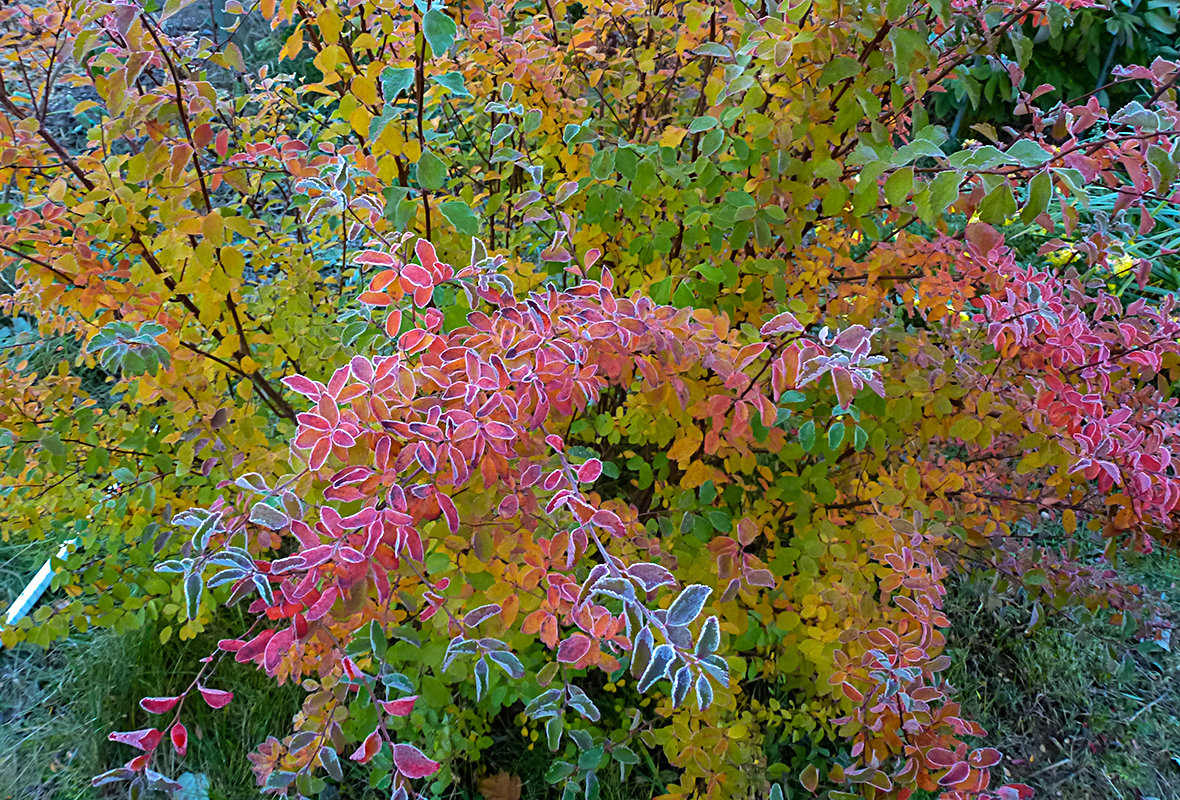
(0, 532, 304, 800)
(944, 547, 1180, 799)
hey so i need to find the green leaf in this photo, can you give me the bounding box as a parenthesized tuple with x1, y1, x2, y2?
(689, 116, 718, 133)
(431, 72, 470, 97)
(827, 422, 845, 451)
(883, 168, 913, 207)
(546, 761, 576, 783)
(1005, 139, 1052, 168)
(1146, 144, 1178, 194)
(369, 105, 399, 141)
(578, 745, 605, 770)
(919, 170, 961, 223)
(819, 57, 860, 87)
(439, 201, 479, 236)
(416, 149, 448, 191)
(381, 67, 414, 101)
(422, 8, 457, 56)
(699, 129, 725, 158)
(184, 570, 203, 619)
(1021, 170, 1052, 224)
(799, 420, 815, 452)
(611, 745, 640, 765)
(977, 182, 1016, 224)
(1023, 568, 1048, 586)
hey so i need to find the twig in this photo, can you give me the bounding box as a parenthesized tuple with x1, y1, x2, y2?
(1026, 756, 1071, 778)
(1126, 691, 1169, 724)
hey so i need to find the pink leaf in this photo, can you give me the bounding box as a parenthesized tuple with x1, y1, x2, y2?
(577, 459, 603, 483)
(350, 730, 382, 764)
(380, 696, 418, 717)
(498, 493, 520, 518)
(170, 723, 188, 757)
(109, 728, 163, 752)
(197, 686, 234, 709)
(437, 492, 459, 533)
(760, 311, 803, 336)
(392, 743, 441, 779)
(938, 761, 972, 787)
(556, 634, 592, 664)
(926, 747, 957, 768)
(282, 375, 322, 400)
(415, 238, 439, 271)
(140, 696, 181, 714)
(969, 747, 1002, 768)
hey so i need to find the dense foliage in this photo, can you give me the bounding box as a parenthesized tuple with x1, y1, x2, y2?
(1, 0, 1179, 798)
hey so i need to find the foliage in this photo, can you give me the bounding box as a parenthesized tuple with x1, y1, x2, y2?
(928, 0, 1180, 137)
(1, 0, 1179, 799)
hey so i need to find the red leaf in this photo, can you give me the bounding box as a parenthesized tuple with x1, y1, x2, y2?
(170, 723, 188, 757)
(498, 493, 519, 517)
(214, 129, 229, 158)
(401, 263, 433, 289)
(392, 743, 441, 779)
(282, 375, 322, 400)
(969, 747, 1002, 768)
(385, 309, 403, 338)
(760, 310, 803, 335)
(198, 686, 234, 709)
(350, 729, 382, 764)
(109, 728, 162, 752)
(379, 696, 418, 717)
(556, 634, 592, 664)
(359, 291, 393, 306)
(577, 459, 602, 483)
(415, 238, 439, 271)
(139, 696, 181, 715)
(437, 492, 459, 533)
(938, 761, 972, 787)
(926, 747, 958, 768)
(483, 421, 515, 440)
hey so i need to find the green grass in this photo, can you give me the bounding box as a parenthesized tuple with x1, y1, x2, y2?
(0, 582, 304, 800)
(944, 548, 1180, 799)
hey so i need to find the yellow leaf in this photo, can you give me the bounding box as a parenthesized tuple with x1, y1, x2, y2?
(316, 8, 342, 44)
(1063, 509, 1077, 535)
(350, 106, 373, 137)
(201, 212, 224, 247)
(351, 75, 378, 106)
(681, 460, 711, 489)
(220, 245, 244, 278)
(667, 433, 701, 463)
(280, 21, 304, 60)
(659, 126, 688, 148)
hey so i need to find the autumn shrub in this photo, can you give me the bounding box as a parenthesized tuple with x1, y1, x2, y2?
(1, 1, 1180, 799)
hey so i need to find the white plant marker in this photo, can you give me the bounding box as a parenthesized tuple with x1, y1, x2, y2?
(3, 539, 80, 626)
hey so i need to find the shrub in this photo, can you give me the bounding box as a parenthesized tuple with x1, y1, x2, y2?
(1, 1, 1179, 799)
